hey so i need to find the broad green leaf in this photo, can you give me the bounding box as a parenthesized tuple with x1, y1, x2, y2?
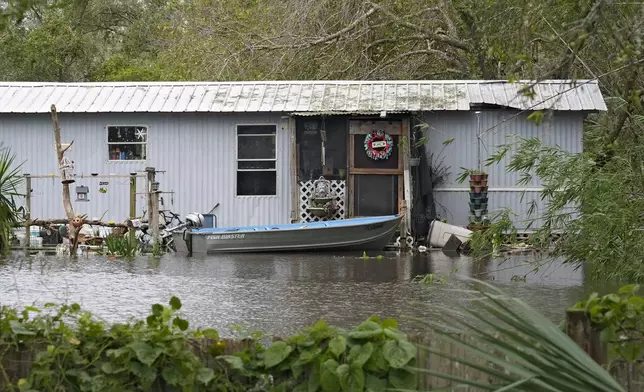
(196, 367, 214, 384)
(308, 359, 320, 392)
(381, 318, 398, 329)
(348, 320, 381, 340)
(161, 366, 182, 386)
(172, 316, 189, 331)
(348, 342, 373, 366)
(383, 328, 406, 341)
(293, 382, 308, 392)
(328, 335, 346, 358)
(382, 339, 416, 368)
(270, 383, 287, 392)
(388, 368, 417, 389)
(169, 296, 182, 310)
(299, 347, 322, 364)
(364, 343, 389, 373)
(218, 355, 246, 372)
(365, 374, 387, 392)
(320, 359, 340, 392)
(201, 328, 219, 340)
(151, 304, 163, 316)
(9, 320, 35, 336)
(337, 361, 365, 392)
(264, 341, 293, 368)
(129, 361, 157, 386)
(128, 341, 163, 366)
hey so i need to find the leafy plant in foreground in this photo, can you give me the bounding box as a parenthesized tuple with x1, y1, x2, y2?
(574, 284, 644, 365)
(0, 297, 242, 391)
(219, 317, 418, 391)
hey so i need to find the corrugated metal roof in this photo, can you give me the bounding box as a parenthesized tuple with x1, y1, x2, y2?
(0, 80, 606, 113)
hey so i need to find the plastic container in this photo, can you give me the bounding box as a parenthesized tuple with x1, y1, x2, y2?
(30, 236, 43, 247)
(428, 220, 473, 248)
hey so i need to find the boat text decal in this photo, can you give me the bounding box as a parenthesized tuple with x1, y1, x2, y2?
(206, 234, 246, 240)
(365, 223, 384, 230)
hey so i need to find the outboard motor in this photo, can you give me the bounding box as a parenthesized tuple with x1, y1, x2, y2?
(185, 213, 205, 229)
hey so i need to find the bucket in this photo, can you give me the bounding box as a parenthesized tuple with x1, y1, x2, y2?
(428, 220, 473, 248)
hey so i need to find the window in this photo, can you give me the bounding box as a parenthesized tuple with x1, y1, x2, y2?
(236, 125, 277, 196)
(107, 125, 147, 161)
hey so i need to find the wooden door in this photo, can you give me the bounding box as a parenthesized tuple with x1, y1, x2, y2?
(348, 120, 405, 217)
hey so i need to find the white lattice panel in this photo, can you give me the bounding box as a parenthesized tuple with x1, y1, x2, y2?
(299, 180, 347, 222)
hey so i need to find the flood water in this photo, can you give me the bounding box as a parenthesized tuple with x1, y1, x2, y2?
(0, 250, 613, 337)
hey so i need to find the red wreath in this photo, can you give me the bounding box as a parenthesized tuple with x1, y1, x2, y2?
(364, 130, 394, 160)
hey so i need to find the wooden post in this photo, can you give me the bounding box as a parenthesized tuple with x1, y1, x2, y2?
(566, 309, 607, 365)
(402, 118, 412, 238)
(289, 116, 298, 223)
(129, 173, 137, 248)
(146, 167, 159, 252)
(24, 174, 31, 249)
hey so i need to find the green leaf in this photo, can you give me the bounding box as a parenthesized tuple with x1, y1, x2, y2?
(299, 347, 322, 364)
(128, 341, 163, 366)
(388, 367, 417, 389)
(383, 328, 406, 341)
(348, 342, 373, 366)
(381, 318, 398, 329)
(201, 328, 219, 340)
(382, 339, 416, 368)
(364, 343, 389, 373)
(169, 296, 182, 310)
(264, 341, 293, 368)
(618, 284, 639, 295)
(9, 320, 35, 336)
(308, 359, 321, 392)
(337, 361, 365, 392)
(196, 367, 214, 384)
(218, 355, 246, 373)
(151, 303, 163, 316)
(161, 366, 182, 386)
(348, 320, 382, 340)
(442, 137, 455, 146)
(270, 383, 287, 392)
(294, 382, 308, 392)
(320, 359, 341, 392)
(365, 374, 387, 392)
(129, 361, 157, 386)
(100, 362, 117, 374)
(172, 316, 189, 331)
(526, 110, 544, 125)
(328, 335, 347, 358)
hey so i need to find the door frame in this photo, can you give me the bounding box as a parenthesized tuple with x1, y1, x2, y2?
(347, 118, 408, 218)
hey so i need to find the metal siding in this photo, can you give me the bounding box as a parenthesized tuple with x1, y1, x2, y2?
(424, 111, 583, 229)
(0, 113, 291, 227)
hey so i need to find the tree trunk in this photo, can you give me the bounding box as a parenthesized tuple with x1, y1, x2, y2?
(50, 104, 81, 255)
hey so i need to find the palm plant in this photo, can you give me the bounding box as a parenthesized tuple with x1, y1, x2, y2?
(0, 147, 23, 255)
(406, 279, 626, 392)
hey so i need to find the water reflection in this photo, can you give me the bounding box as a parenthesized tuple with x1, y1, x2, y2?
(0, 250, 604, 337)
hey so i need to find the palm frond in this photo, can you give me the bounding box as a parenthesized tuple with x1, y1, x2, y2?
(0, 147, 24, 254)
(406, 278, 625, 392)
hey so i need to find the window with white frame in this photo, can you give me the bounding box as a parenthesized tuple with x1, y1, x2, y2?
(107, 125, 148, 161)
(236, 125, 277, 196)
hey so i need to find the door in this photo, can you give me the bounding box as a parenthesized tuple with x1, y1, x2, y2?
(348, 120, 405, 217)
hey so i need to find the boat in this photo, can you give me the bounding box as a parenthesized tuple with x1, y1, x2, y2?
(171, 215, 402, 254)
